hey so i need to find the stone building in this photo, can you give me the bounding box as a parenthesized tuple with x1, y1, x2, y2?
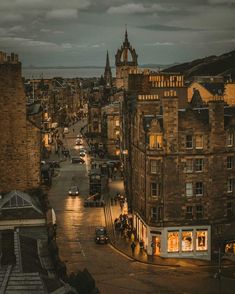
(101, 102, 120, 157)
(121, 72, 235, 260)
(0, 52, 42, 193)
(188, 78, 235, 106)
(115, 30, 138, 90)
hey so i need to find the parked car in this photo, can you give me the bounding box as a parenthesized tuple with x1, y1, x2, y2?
(71, 157, 85, 164)
(79, 151, 86, 157)
(95, 227, 109, 244)
(68, 186, 79, 196)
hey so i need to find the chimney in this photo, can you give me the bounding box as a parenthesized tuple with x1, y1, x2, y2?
(162, 90, 179, 153)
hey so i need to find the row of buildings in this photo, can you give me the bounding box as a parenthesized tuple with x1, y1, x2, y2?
(0, 52, 74, 292)
(87, 31, 235, 260)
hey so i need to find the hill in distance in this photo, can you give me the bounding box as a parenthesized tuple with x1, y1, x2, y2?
(163, 50, 235, 80)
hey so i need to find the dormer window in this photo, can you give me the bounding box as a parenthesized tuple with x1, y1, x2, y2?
(149, 134, 162, 149)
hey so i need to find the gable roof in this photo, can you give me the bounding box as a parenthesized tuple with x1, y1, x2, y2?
(0, 190, 43, 215)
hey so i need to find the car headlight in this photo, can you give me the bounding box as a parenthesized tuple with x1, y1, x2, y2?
(76, 191, 78, 194)
(69, 191, 72, 194)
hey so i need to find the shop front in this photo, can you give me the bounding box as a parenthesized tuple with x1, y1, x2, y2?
(147, 225, 211, 260)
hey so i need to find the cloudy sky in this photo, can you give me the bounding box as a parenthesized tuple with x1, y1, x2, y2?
(0, 0, 235, 67)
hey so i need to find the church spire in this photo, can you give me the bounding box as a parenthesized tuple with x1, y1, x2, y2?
(105, 50, 110, 69)
(104, 50, 112, 88)
(124, 27, 129, 46)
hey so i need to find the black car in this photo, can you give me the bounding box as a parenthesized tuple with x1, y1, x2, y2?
(95, 227, 109, 244)
(68, 186, 79, 196)
(71, 157, 85, 164)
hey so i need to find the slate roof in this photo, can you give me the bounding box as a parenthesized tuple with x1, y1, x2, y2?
(201, 82, 224, 95)
(0, 190, 44, 220)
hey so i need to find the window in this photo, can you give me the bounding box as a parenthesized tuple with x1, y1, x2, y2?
(196, 230, 208, 251)
(195, 159, 204, 172)
(151, 183, 160, 197)
(115, 120, 120, 127)
(195, 182, 203, 196)
(186, 135, 193, 149)
(196, 205, 203, 218)
(227, 156, 233, 169)
(195, 135, 203, 149)
(185, 159, 193, 173)
(186, 206, 193, 219)
(167, 232, 179, 252)
(186, 182, 193, 197)
(182, 231, 193, 252)
(227, 178, 234, 193)
(149, 134, 163, 149)
(150, 160, 157, 173)
(227, 132, 234, 147)
(150, 207, 157, 222)
(227, 202, 233, 217)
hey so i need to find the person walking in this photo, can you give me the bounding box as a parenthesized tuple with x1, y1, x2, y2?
(131, 241, 136, 256)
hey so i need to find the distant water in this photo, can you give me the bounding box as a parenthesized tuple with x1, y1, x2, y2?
(22, 67, 115, 79)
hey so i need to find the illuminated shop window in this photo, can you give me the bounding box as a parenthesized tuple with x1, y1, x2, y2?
(196, 230, 208, 251)
(167, 231, 179, 252)
(182, 231, 193, 252)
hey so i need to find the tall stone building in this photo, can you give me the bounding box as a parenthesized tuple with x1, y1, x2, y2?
(0, 51, 41, 193)
(104, 51, 112, 88)
(121, 71, 235, 260)
(115, 30, 138, 90)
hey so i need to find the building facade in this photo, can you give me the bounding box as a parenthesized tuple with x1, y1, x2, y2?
(0, 51, 41, 193)
(121, 72, 235, 260)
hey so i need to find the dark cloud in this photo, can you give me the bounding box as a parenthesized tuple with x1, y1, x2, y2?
(0, 0, 234, 66)
(139, 24, 205, 32)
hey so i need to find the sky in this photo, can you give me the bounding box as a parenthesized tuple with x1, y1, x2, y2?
(0, 0, 235, 67)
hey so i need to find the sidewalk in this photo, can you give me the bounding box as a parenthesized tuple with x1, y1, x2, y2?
(106, 180, 235, 279)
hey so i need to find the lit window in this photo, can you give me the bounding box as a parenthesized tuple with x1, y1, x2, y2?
(115, 120, 120, 127)
(186, 206, 193, 219)
(167, 231, 179, 252)
(227, 178, 234, 193)
(227, 156, 233, 169)
(186, 182, 193, 197)
(195, 135, 203, 149)
(150, 160, 161, 174)
(151, 183, 160, 197)
(182, 231, 193, 252)
(195, 182, 203, 196)
(196, 205, 203, 218)
(227, 132, 234, 147)
(186, 135, 193, 149)
(185, 159, 193, 173)
(196, 230, 208, 251)
(195, 159, 204, 172)
(149, 134, 163, 149)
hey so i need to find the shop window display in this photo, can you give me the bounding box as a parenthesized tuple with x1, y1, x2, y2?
(182, 231, 193, 252)
(167, 231, 179, 252)
(196, 230, 208, 251)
